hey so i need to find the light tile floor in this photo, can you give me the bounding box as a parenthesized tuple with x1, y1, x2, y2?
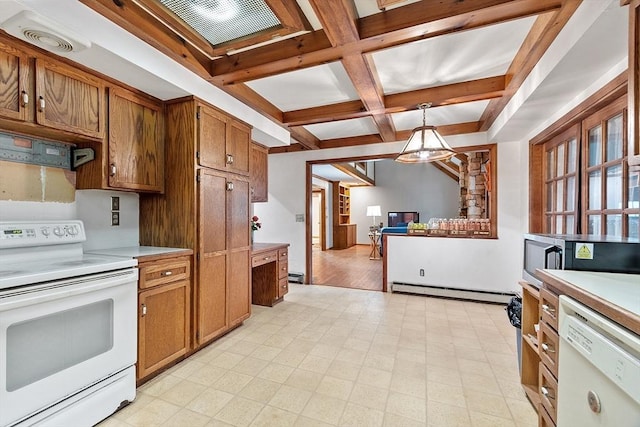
(99, 284, 537, 427)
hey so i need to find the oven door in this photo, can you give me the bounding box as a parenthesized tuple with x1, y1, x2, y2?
(0, 269, 138, 427)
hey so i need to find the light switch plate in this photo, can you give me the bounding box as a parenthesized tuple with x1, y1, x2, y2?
(111, 196, 120, 211)
(295, 214, 304, 222)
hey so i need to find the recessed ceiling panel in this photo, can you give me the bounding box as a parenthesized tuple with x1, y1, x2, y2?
(160, 0, 280, 45)
(246, 62, 360, 111)
(372, 16, 536, 95)
(312, 164, 362, 185)
(304, 116, 378, 140)
(391, 100, 490, 131)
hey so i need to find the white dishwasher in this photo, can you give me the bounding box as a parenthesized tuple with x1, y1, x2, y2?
(557, 295, 640, 427)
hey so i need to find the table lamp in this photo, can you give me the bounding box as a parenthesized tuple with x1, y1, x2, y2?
(366, 205, 381, 231)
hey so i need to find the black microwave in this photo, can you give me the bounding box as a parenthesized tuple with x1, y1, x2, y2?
(523, 233, 640, 287)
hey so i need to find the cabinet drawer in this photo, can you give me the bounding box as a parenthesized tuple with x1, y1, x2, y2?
(278, 260, 288, 279)
(539, 362, 558, 422)
(540, 287, 559, 331)
(139, 257, 190, 289)
(539, 320, 559, 377)
(278, 248, 288, 261)
(278, 277, 288, 298)
(252, 251, 278, 267)
(539, 404, 556, 427)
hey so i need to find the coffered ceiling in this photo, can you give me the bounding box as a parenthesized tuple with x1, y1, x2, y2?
(16, 0, 589, 151)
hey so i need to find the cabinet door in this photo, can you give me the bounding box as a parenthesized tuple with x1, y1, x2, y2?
(0, 43, 29, 121)
(227, 120, 250, 176)
(197, 169, 228, 344)
(138, 280, 190, 380)
(250, 143, 268, 202)
(35, 58, 105, 139)
(227, 175, 250, 325)
(197, 104, 227, 171)
(108, 87, 164, 192)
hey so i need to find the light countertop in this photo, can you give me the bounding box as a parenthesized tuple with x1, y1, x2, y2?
(539, 269, 640, 334)
(87, 246, 192, 261)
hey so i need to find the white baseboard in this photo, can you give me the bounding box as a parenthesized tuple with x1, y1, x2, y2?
(391, 282, 514, 304)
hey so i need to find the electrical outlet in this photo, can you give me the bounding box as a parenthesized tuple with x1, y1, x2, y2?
(419, 269, 424, 276)
(111, 196, 120, 211)
(111, 211, 120, 226)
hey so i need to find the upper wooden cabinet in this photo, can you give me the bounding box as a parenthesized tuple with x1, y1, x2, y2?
(629, 0, 640, 170)
(0, 43, 29, 121)
(198, 103, 250, 176)
(34, 58, 105, 140)
(250, 142, 268, 202)
(107, 87, 164, 192)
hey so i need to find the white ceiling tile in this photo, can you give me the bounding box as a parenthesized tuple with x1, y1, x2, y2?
(304, 116, 379, 140)
(372, 16, 536, 95)
(391, 100, 490, 131)
(246, 62, 359, 111)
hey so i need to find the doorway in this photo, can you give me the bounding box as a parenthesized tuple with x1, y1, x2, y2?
(311, 189, 326, 250)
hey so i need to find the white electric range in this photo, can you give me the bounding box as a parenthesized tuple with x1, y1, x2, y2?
(0, 220, 138, 427)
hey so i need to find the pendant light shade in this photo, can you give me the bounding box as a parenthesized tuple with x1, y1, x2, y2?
(396, 103, 455, 163)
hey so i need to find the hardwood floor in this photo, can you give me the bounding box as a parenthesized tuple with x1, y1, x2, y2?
(312, 244, 383, 291)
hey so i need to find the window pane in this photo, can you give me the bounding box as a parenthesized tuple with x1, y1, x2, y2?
(606, 114, 623, 161)
(630, 171, 640, 209)
(556, 216, 563, 234)
(588, 170, 602, 210)
(547, 150, 555, 180)
(556, 181, 564, 211)
(588, 125, 602, 167)
(566, 176, 575, 211)
(546, 215, 552, 233)
(588, 215, 601, 235)
(557, 144, 565, 176)
(546, 184, 553, 212)
(606, 165, 622, 209)
(629, 214, 639, 239)
(567, 138, 577, 174)
(566, 215, 575, 234)
(606, 214, 622, 237)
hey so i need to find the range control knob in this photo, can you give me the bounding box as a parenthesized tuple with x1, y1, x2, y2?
(67, 225, 79, 236)
(41, 227, 50, 237)
(53, 226, 65, 237)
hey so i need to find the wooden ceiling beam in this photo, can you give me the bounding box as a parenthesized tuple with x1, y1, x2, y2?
(80, 0, 212, 78)
(396, 121, 482, 140)
(307, 0, 360, 46)
(283, 76, 506, 126)
(269, 144, 307, 154)
(210, 0, 562, 85)
(289, 126, 321, 150)
(319, 134, 383, 150)
(479, 0, 581, 130)
(432, 162, 460, 182)
(265, 0, 313, 31)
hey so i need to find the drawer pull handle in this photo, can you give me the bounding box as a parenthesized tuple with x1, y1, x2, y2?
(264, 257, 270, 260)
(540, 386, 555, 400)
(162, 271, 173, 276)
(541, 343, 555, 353)
(21, 90, 29, 107)
(542, 304, 556, 314)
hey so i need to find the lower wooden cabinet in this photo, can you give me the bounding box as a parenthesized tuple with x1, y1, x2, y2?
(251, 243, 289, 306)
(333, 224, 357, 249)
(137, 255, 191, 383)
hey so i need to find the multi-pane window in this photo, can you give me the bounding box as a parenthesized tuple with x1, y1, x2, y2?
(541, 96, 638, 237)
(582, 97, 630, 237)
(544, 126, 579, 234)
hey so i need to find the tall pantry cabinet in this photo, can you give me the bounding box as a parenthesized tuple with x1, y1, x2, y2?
(140, 96, 251, 350)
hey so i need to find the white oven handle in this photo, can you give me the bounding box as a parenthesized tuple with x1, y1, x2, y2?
(0, 269, 138, 312)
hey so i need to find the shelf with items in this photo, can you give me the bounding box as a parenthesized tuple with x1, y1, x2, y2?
(520, 280, 541, 411)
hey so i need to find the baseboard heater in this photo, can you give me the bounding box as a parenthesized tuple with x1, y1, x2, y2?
(288, 272, 304, 284)
(391, 282, 514, 304)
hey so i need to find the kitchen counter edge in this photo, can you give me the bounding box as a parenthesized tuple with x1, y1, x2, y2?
(88, 246, 193, 263)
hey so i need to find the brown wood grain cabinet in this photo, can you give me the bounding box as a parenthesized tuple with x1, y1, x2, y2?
(629, 0, 640, 170)
(76, 86, 164, 192)
(331, 182, 356, 249)
(0, 42, 29, 122)
(137, 255, 191, 383)
(251, 243, 289, 306)
(250, 142, 268, 202)
(140, 96, 251, 351)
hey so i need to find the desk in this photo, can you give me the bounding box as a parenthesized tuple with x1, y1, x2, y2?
(368, 231, 381, 260)
(251, 242, 290, 306)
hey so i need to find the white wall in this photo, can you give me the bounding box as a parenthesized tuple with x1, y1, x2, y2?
(387, 141, 526, 294)
(350, 159, 459, 244)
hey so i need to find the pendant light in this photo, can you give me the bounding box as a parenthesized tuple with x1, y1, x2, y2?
(395, 103, 455, 163)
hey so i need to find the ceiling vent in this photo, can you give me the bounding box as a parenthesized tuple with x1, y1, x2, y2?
(1, 10, 91, 53)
